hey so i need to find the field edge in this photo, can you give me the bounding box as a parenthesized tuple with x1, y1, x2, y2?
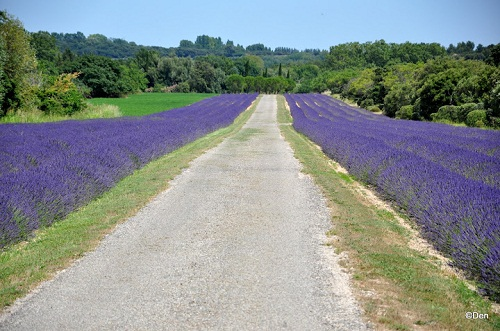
(276, 94, 500, 331)
(0, 95, 261, 311)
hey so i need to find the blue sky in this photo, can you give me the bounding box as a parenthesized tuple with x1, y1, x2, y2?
(2, 0, 499, 50)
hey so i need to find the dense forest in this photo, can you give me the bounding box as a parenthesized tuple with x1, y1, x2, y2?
(50, 32, 325, 64)
(315, 40, 500, 128)
(1, 10, 499, 128)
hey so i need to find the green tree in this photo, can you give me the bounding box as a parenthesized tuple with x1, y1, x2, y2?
(157, 57, 193, 86)
(485, 78, 500, 121)
(487, 44, 500, 66)
(365, 40, 390, 67)
(284, 77, 296, 92)
(466, 109, 487, 127)
(294, 80, 314, 93)
(309, 75, 328, 93)
(51, 31, 160, 59)
(343, 68, 375, 103)
(119, 61, 148, 94)
(268, 76, 295, 93)
(37, 72, 86, 115)
(327, 42, 366, 69)
(418, 67, 464, 118)
(321, 68, 360, 94)
(225, 74, 245, 93)
(418, 59, 497, 119)
(0, 11, 39, 115)
(30, 31, 59, 76)
(395, 105, 417, 120)
(384, 82, 417, 117)
(455, 66, 496, 104)
(292, 63, 320, 83)
(173, 82, 190, 93)
(370, 67, 387, 105)
(244, 76, 256, 92)
(134, 48, 160, 87)
(65, 54, 123, 97)
(246, 43, 272, 55)
(0, 35, 6, 110)
(196, 55, 236, 75)
(243, 59, 251, 77)
(30, 31, 58, 62)
(179, 39, 194, 48)
(194, 35, 223, 49)
(430, 105, 461, 123)
(327, 41, 445, 70)
(235, 55, 264, 77)
(188, 60, 224, 93)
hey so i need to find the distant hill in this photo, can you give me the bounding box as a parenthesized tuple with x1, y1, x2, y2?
(49, 32, 327, 63)
(51, 32, 174, 58)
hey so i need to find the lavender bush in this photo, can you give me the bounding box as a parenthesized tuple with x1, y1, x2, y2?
(285, 93, 500, 301)
(0, 94, 257, 247)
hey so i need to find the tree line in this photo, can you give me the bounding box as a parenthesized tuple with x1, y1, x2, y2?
(0, 11, 298, 117)
(51, 32, 324, 60)
(302, 40, 500, 128)
(1, 9, 499, 128)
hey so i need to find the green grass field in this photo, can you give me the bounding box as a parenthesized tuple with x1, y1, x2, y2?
(87, 93, 218, 116)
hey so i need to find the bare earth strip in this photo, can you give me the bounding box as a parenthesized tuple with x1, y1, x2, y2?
(0, 95, 368, 330)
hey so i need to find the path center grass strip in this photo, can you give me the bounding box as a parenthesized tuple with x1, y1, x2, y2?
(0, 95, 261, 310)
(276, 95, 499, 331)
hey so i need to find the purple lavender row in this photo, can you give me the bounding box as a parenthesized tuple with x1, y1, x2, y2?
(298, 94, 500, 159)
(294, 94, 500, 188)
(285, 93, 500, 300)
(0, 94, 258, 247)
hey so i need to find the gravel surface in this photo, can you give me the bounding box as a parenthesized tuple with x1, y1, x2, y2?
(0, 95, 368, 330)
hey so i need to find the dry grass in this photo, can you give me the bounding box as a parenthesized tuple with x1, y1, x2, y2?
(72, 103, 122, 119)
(0, 104, 122, 123)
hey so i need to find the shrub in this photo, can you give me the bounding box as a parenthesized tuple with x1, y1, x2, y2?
(38, 73, 86, 116)
(73, 104, 121, 119)
(395, 105, 414, 120)
(466, 109, 487, 127)
(360, 98, 374, 109)
(431, 105, 460, 122)
(459, 103, 481, 122)
(367, 105, 382, 113)
(490, 116, 500, 129)
(431, 103, 484, 125)
(173, 82, 190, 93)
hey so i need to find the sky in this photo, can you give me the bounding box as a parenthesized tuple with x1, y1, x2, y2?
(2, 0, 499, 51)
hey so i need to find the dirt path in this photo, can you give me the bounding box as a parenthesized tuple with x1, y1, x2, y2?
(0, 95, 368, 330)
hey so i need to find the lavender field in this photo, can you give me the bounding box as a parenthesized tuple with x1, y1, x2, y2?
(285, 93, 500, 300)
(0, 94, 257, 248)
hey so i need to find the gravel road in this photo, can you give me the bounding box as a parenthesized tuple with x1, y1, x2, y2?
(0, 95, 368, 330)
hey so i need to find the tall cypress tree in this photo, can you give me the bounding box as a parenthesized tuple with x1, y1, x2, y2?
(278, 63, 282, 77)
